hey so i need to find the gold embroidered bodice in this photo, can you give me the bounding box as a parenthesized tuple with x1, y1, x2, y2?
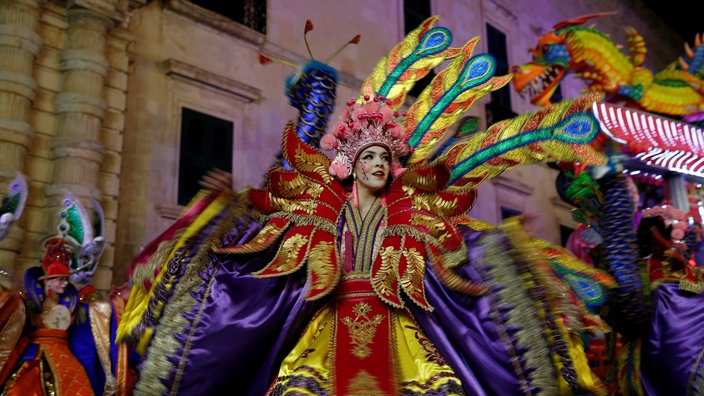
(342, 198, 386, 274)
(218, 125, 484, 308)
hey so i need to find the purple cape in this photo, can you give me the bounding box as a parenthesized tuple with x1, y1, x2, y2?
(132, 211, 578, 395)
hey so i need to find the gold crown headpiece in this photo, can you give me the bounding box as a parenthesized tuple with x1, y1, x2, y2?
(322, 95, 409, 179)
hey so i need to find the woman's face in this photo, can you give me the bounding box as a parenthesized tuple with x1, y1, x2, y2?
(46, 276, 69, 295)
(354, 145, 390, 194)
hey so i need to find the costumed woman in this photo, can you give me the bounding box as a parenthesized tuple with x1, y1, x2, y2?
(564, 165, 704, 396)
(58, 192, 138, 396)
(0, 233, 94, 395)
(119, 16, 616, 395)
(636, 203, 704, 395)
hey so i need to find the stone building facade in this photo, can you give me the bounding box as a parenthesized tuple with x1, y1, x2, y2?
(0, 0, 688, 290)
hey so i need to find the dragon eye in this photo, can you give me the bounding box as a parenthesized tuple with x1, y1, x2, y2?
(542, 44, 550, 53)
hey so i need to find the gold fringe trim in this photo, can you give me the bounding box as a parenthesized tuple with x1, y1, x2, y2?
(480, 230, 559, 395)
(132, 230, 184, 290)
(454, 216, 498, 231)
(274, 211, 339, 234)
(342, 272, 370, 281)
(384, 224, 435, 245)
(679, 279, 704, 294)
(441, 241, 468, 269)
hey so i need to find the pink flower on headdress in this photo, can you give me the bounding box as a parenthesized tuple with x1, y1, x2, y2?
(350, 103, 364, 120)
(328, 162, 349, 178)
(672, 221, 688, 233)
(332, 121, 347, 138)
(671, 228, 685, 241)
(351, 107, 365, 130)
(363, 101, 375, 113)
(340, 107, 351, 122)
(379, 105, 393, 123)
(389, 123, 405, 139)
(320, 134, 338, 151)
(643, 206, 664, 218)
(664, 205, 676, 218)
(326, 96, 409, 180)
(643, 202, 693, 244)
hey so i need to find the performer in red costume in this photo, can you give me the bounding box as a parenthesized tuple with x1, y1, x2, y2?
(120, 17, 615, 395)
(0, 243, 94, 396)
(2, 191, 136, 396)
(62, 192, 137, 396)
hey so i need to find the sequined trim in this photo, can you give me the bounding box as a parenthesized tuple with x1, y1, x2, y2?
(344, 199, 385, 273)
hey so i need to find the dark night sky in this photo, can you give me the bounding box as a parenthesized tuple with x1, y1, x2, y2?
(642, 0, 701, 44)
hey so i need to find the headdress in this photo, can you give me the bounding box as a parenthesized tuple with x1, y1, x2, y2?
(40, 191, 106, 286)
(322, 96, 409, 179)
(39, 261, 71, 281)
(641, 201, 689, 245)
(0, 173, 27, 289)
(26, 242, 77, 311)
(0, 172, 27, 242)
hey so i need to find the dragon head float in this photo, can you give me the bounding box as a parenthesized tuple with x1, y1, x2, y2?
(512, 12, 704, 118)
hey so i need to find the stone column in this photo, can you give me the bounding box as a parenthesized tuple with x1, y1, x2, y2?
(0, 0, 43, 274)
(666, 171, 688, 211)
(48, 2, 120, 290)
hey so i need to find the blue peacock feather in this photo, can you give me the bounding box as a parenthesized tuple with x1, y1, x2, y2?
(407, 53, 496, 149)
(376, 27, 452, 98)
(449, 113, 600, 184)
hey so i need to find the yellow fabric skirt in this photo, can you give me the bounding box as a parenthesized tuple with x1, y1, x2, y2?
(267, 279, 464, 395)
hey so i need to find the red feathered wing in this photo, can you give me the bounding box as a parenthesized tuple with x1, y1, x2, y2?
(214, 123, 347, 300)
(371, 162, 485, 311)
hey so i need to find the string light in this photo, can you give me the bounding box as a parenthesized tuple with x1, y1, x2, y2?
(593, 103, 704, 176)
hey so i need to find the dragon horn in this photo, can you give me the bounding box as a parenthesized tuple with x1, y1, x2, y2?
(552, 11, 617, 30)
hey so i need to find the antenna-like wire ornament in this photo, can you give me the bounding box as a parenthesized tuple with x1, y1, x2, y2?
(303, 19, 315, 59)
(258, 20, 361, 68)
(324, 34, 362, 63)
(258, 53, 297, 68)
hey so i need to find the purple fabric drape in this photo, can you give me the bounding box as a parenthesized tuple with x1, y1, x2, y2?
(640, 283, 704, 396)
(139, 219, 551, 395)
(410, 225, 532, 396)
(167, 252, 321, 395)
(148, 214, 324, 396)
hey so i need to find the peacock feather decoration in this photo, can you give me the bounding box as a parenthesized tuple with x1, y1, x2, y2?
(355, 16, 605, 189)
(41, 191, 106, 287)
(0, 172, 28, 242)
